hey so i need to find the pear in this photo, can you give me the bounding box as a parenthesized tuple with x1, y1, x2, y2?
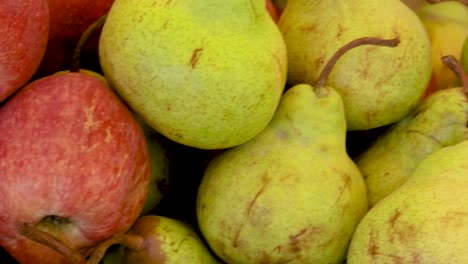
(355, 56, 468, 207)
(196, 37, 399, 263)
(347, 139, 468, 263)
(278, 0, 432, 130)
(417, 1, 468, 90)
(99, 0, 287, 149)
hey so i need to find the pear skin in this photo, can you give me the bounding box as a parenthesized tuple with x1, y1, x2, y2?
(355, 86, 468, 207)
(347, 140, 468, 264)
(278, 0, 432, 130)
(197, 84, 367, 264)
(122, 215, 219, 263)
(99, 0, 287, 149)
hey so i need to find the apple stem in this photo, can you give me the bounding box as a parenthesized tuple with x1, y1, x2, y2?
(442, 55, 468, 95)
(86, 233, 145, 264)
(20, 224, 87, 264)
(70, 14, 108, 73)
(314, 36, 400, 96)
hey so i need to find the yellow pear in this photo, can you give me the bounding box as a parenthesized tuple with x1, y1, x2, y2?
(278, 0, 432, 130)
(197, 83, 367, 264)
(347, 139, 468, 263)
(99, 0, 287, 149)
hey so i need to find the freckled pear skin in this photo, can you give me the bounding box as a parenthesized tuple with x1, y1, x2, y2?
(98, 0, 287, 149)
(355, 87, 468, 207)
(278, 0, 432, 130)
(197, 84, 368, 264)
(347, 140, 468, 264)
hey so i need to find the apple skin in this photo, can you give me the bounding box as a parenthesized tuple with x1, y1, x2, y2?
(33, 0, 114, 78)
(0, 0, 49, 102)
(0, 71, 150, 264)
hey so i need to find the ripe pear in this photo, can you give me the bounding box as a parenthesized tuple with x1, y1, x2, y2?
(278, 0, 432, 130)
(197, 83, 368, 264)
(417, 1, 468, 90)
(347, 139, 468, 263)
(99, 0, 287, 149)
(355, 69, 468, 206)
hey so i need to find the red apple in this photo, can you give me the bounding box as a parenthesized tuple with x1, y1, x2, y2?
(0, 71, 150, 264)
(0, 0, 49, 102)
(33, 0, 114, 78)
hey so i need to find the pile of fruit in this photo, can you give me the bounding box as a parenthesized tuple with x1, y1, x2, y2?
(1, 0, 467, 263)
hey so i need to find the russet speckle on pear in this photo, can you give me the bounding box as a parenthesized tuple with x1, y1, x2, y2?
(355, 86, 468, 207)
(348, 140, 468, 263)
(99, 0, 287, 149)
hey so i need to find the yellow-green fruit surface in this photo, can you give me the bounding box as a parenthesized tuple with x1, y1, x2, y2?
(99, 0, 287, 149)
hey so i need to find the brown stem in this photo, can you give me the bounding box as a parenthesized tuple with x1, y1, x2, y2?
(70, 14, 108, 72)
(442, 55, 468, 94)
(427, 0, 468, 5)
(20, 224, 87, 264)
(86, 233, 145, 264)
(315, 36, 400, 96)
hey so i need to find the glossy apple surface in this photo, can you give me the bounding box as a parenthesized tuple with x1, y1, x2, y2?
(0, 71, 150, 264)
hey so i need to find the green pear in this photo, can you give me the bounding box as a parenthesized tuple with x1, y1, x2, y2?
(355, 63, 468, 206)
(195, 36, 404, 262)
(99, 0, 287, 149)
(347, 139, 468, 263)
(197, 83, 368, 264)
(278, 0, 432, 130)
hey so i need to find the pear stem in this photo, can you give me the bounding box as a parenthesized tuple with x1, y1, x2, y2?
(70, 14, 108, 73)
(442, 55, 468, 95)
(314, 36, 400, 95)
(86, 233, 145, 264)
(19, 224, 87, 264)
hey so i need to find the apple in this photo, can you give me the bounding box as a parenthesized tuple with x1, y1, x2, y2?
(33, 0, 114, 79)
(0, 0, 49, 102)
(0, 70, 150, 264)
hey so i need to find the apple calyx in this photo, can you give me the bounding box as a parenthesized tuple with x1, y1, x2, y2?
(70, 14, 108, 73)
(442, 55, 468, 96)
(314, 36, 400, 97)
(20, 223, 87, 264)
(86, 233, 145, 264)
